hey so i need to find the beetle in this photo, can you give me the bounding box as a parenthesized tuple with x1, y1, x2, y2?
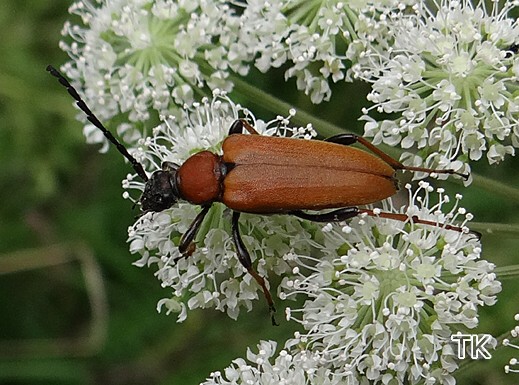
(47, 65, 470, 324)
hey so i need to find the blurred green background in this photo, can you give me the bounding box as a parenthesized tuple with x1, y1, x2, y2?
(1, 1, 519, 384)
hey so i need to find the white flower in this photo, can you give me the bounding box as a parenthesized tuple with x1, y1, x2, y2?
(355, 0, 519, 172)
(202, 340, 345, 385)
(126, 93, 319, 321)
(60, 0, 248, 149)
(504, 313, 519, 375)
(281, 182, 501, 384)
(236, 0, 419, 104)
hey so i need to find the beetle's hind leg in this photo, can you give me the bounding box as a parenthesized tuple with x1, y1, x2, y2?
(325, 133, 469, 180)
(231, 211, 278, 325)
(290, 207, 479, 239)
(290, 207, 360, 222)
(359, 209, 481, 239)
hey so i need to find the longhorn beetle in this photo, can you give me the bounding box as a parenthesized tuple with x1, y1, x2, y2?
(47, 65, 472, 325)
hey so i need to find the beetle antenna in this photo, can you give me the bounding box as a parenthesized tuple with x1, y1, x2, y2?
(46, 65, 149, 182)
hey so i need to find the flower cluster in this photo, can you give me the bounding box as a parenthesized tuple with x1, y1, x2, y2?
(202, 340, 343, 385)
(236, 0, 419, 103)
(280, 182, 501, 384)
(127, 98, 502, 380)
(354, 0, 519, 172)
(60, 0, 250, 148)
(60, 0, 519, 173)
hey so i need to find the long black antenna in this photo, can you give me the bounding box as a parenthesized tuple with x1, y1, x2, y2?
(46, 65, 149, 182)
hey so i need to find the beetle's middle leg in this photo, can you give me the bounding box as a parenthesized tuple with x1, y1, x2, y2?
(290, 207, 360, 222)
(228, 119, 260, 135)
(231, 211, 278, 325)
(325, 133, 468, 180)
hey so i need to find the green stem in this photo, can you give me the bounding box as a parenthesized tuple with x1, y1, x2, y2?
(471, 173, 519, 203)
(494, 264, 519, 280)
(469, 222, 519, 236)
(230, 74, 346, 137)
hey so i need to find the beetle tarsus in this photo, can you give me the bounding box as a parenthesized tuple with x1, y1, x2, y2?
(270, 305, 279, 326)
(398, 165, 469, 181)
(179, 242, 196, 258)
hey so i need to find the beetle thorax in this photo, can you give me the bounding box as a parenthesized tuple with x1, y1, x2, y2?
(176, 151, 224, 205)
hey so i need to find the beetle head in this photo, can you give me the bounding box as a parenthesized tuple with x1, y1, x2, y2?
(140, 162, 180, 212)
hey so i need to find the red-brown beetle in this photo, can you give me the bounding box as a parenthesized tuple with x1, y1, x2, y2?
(47, 65, 470, 323)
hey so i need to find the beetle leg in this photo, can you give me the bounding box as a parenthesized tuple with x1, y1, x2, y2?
(228, 119, 260, 135)
(292, 207, 480, 239)
(161, 161, 180, 172)
(325, 133, 468, 180)
(358, 209, 481, 239)
(228, 120, 243, 135)
(177, 205, 212, 257)
(231, 211, 278, 325)
(290, 207, 360, 222)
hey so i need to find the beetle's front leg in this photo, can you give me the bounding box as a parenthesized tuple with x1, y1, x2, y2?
(177, 205, 211, 258)
(231, 211, 278, 325)
(290, 207, 360, 222)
